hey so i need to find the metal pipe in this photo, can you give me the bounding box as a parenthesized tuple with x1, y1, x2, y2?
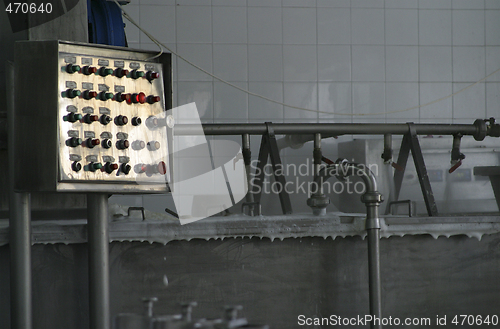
(367, 228, 382, 329)
(310, 160, 383, 328)
(175, 122, 490, 140)
(87, 193, 110, 329)
(7, 60, 33, 329)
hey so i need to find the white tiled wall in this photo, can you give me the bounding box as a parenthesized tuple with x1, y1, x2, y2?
(126, 0, 499, 124)
(114, 0, 500, 214)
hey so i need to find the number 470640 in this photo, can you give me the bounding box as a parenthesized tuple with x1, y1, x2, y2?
(452, 315, 499, 326)
(5, 3, 53, 14)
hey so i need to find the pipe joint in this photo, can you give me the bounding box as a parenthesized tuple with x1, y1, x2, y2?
(306, 193, 330, 216)
(361, 191, 384, 206)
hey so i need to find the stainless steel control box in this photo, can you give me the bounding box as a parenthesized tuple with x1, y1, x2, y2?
(13, 40, 173, 192)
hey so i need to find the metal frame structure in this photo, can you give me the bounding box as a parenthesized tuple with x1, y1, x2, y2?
(174, 118, 500, 329)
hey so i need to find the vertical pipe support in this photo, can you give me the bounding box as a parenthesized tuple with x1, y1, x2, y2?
(87, 193, 110, 329)
(361, 191, 383, 329)
(313, 133, 323, 195)
(307, 134, 330, 215)
(241, 134, 255, 215)
(382, 134, 392, 163)
(7, 60, 33, 329)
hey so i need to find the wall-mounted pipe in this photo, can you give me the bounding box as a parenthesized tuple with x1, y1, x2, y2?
(175, 120, 494, 141)
(307, 159, 383, 329)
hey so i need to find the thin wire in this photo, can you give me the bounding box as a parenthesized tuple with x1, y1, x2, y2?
(115, 0, 500, 117)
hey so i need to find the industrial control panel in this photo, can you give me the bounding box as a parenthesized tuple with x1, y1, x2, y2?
(12, 40, 173, 192)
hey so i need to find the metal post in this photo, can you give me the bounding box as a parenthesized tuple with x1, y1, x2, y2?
(9, 193, 32, 329)
(7, 60, 33, 329)
(367, 228, 382, 329)
(87, 193, 110, 329)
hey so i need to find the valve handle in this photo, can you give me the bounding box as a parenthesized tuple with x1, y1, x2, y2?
(449, 160, 463, 174)
(391, 162, 404, 172)
(321, 156, 334, 165)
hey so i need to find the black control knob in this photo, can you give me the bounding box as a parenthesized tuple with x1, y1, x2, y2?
(130, 69, 145, 79)
(98, 91, 113, 101)
(114, 115, 128, 126)
(131, 117, 142, 126)
(101, 139, 112, 149)
(98, 67, 113, 77)
(65, 64, 81, 74)
(121, 163, 131, 175)
(64, 88, 81, 99)
(116, 139, 129, 150)
(85, 162, 103, 172)
(100, 115, 112, 125)
(71, 161, 82, 172)
(63, 113, 83, 123)
(65, 137, 82, 148)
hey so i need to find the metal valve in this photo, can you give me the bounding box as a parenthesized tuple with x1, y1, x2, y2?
(143, 297, 158, 317)
(449, 134, 465, 173)
(181, 301, 198, 322)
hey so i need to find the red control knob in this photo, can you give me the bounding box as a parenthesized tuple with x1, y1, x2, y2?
(115, 92, 127, 102)
(82, 90, 97, 100)
(85, 138, 100, 148)
(103, 162, 119, 174)
(138, 92, 146, 104)
(157, 161, 167, 175)
(82, 114, 99, 124)
(82, 66, 97, 75)
(147, 95, 160, 104)
(146, 71, 160, 81)
(114, 68, 129, 78)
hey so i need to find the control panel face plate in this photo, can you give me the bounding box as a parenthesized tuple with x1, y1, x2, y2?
(58, 51, 169, 187)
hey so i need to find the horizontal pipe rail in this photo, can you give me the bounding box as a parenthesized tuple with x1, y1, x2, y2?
(174, 120, 495, 140)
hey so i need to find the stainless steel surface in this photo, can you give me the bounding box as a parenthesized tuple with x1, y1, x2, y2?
(13, 40, 173, 192)
(88, 193, 110, 329)
(7, 60, 33, 329)
(28, 0, 88, 42)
